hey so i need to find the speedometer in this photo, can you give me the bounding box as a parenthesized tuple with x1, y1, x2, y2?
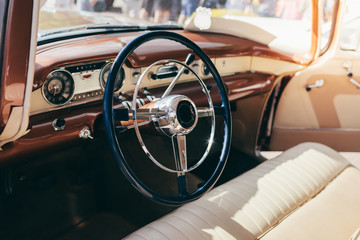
(42, 70, 75, 105)
(99, 62, 125, 92)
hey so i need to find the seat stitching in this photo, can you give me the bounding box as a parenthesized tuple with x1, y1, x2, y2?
(254, 194, 278, 220)
(145, 225, 170, 239)
(192, 203, 252, 237)
(263, 174, 296, 208)
(247, 198, 273, 226)
(272, 170, 303, 200)
(298, 154, 328, 182)
(308, 150, 339, 172)
(282, 162, 312, 195)
(205, 194, 240, 217)
(198, 199, 264, 234)
(171, 214, 209, 239)
(257, 167, 349, 239)
(180, 208, 224, 239)
(128, 232, 148, 240)
(259, 175, 293, 211)
(231, 180, 284, 214)
(157, 219, 191, 240)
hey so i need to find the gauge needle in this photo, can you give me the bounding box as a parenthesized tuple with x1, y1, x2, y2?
(53, 84, 61, 96)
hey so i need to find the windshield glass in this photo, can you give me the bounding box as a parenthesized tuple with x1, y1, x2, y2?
(39, 0, 315, 55)
(340, 0, 360, 51)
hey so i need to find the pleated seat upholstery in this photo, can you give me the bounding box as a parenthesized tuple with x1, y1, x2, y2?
(125, 143, 360, 240)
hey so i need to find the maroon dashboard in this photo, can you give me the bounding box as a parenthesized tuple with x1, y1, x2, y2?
(0, 29, 301, 164)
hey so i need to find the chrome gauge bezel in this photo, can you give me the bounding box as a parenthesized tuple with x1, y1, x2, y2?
(99, 61, 125, 92)
(42, 69, 75, 106)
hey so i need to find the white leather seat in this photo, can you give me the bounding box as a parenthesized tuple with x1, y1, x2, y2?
(125, 143, 360, 240)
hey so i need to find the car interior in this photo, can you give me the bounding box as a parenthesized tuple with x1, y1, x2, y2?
(1, 0, 360, 239)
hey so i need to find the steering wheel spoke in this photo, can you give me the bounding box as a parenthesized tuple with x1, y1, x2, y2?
(171, 134, 188, 172)
(172, 134, 189, 196)
(176, 174, 188, 197)
(135, 108, 167, 121)
(162, 53, 196, 98)
(197, 105, 226, 118)
(197, 107, 214, 118)
(114, 106, 167, 130)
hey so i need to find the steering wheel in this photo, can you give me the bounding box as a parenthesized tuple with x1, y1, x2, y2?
(103, 31, 231, 206)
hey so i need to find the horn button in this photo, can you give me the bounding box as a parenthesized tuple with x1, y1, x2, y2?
(154, 95, 198, 137)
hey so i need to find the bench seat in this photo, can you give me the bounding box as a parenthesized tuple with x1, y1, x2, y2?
(125, 143, 360, 240)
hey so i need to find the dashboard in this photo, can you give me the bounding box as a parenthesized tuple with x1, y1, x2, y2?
(31, 55, 254, 114)
(0, 30, 304, 163)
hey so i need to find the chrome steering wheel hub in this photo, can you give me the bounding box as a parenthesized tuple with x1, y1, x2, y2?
(154, 95, 198, 137)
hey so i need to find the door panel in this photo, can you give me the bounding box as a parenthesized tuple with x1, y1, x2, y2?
(270, 58, 360, 151)
(269, 0, 360, 152)
(334, 94, 360, 128)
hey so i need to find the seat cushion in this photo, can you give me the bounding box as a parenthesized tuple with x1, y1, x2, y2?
(261, 166, 360, 240)
(124, 143, 355, 240)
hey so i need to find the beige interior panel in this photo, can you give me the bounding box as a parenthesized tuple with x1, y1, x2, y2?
(215, 56, 251, 74)
(250, 57, 304, 75)
(0, 107, 23, 141)
(271, 54, 360, 151)
(271, 71, 319, 128)
(273, 58, 360, 128)
(334, 94, 360, 128)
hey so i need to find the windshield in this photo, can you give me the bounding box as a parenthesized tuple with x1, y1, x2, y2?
(340, 0, 360, 51)
(39, 0, 317, 55)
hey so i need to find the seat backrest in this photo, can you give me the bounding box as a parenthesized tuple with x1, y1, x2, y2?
(124, 143, 352, 239)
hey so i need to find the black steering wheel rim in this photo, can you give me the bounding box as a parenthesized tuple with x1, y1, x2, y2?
(103, 31, 232, 206)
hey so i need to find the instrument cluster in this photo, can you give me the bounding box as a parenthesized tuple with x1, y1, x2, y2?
(34, 56, 232, 115)
(42, 60, 125, 106)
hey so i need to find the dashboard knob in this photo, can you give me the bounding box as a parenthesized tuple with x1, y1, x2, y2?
(79, 128, 93, 140)
(52, 118, 66, 131)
